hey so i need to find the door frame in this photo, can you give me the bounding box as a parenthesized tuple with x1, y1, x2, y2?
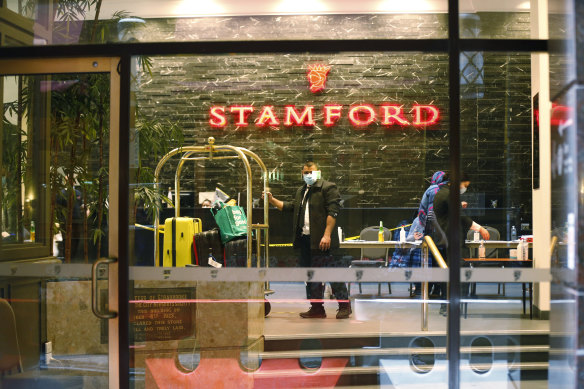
(0, 57, 122, 388)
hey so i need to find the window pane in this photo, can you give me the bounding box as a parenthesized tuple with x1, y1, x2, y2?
(128, 51, 450, 387)
(460, 2, 530, 39)
(1, 71, 110, 263)
(459, 51, 549, 387)
(1, 75, 49, 257)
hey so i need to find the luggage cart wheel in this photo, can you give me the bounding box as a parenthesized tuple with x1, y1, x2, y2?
(264, 300, 271, 317)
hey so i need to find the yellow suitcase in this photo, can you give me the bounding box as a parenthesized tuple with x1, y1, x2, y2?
(162, 217, 201, 267)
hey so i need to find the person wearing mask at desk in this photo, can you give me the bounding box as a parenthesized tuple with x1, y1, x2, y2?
(263, 161, 351, 319)
(432, 171, 490, 315)
(432, 171, 490, 247)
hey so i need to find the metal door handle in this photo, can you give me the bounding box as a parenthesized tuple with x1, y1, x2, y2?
(91, 257, 117, 319)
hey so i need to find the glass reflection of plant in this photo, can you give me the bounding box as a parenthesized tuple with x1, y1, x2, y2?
(2, 81, 29, 243)
(49, 73, 182, 264)
(3, 4, 182, 262)
(50, 73, 110, 263)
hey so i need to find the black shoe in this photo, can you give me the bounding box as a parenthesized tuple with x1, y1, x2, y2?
(439, 303, 447, 317)
(336, 303, 352, 319)
(299, 306, 326, 318)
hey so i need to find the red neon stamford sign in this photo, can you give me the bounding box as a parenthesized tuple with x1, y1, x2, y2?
(209, 104, 440, 128)
(208, 63, 441, 129)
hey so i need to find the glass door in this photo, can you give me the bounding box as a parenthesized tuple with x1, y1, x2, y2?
(0, 57, 120, 388)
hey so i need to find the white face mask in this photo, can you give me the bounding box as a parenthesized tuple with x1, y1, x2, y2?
(460, 186, 467, 195)
(303, 170, 321, 186)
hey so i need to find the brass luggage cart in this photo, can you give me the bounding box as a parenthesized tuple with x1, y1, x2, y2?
(152, 137, 272, 311)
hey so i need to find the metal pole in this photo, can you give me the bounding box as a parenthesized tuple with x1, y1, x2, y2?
(422, 242, 429, 331)
(448, 0, 461, 385)
(175, 150, 197, 217)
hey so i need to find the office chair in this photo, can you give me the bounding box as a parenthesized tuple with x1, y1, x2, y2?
(466, 226, 500, 258)
(349, 226, 392, 296)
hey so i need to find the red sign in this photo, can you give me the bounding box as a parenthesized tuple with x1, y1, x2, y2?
(209, 104, 440, 128)
(209, 63, 440, 129)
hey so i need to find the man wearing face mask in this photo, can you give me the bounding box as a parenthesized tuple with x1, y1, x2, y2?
(263, 161, 351, 319)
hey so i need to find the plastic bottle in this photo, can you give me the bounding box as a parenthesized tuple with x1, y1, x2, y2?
(399, 226, 406, 243)
(521, 238, 529, 260)
(208, 248, 222, 268)
(473, 231, 479, 242)
(30, 221, 35, 243)
(378, 221, 384, 242)
(478, 241, 486, 259)
(516, 239, 524, 261)
(511, 225, 517, 241)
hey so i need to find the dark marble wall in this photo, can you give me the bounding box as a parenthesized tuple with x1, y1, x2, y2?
(133, 13, 533, 239)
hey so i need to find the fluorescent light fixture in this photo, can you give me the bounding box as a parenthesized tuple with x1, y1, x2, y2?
(172, 0, 226, 17)
(273, 0, 330, 14)
(118, 17, 146, 24)
(517, 1, 530, 10)
(377, 0, 447, 13)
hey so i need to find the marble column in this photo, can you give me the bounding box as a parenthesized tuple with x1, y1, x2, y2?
(195, 281, 264, 367)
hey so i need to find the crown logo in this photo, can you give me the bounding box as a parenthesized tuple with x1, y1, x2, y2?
(307, 64, 331, 93)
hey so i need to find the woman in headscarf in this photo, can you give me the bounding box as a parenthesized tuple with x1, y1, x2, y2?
(408, 171, 449, 240)
(389, 171, 448, 297)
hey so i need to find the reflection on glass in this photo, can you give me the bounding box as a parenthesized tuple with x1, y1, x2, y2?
(3, 2, 456, 47)
(49, 74, 110, 263)
(460, 3, 531, 39)
(1, 72, 110, 263)
(459, 49, 548, 387)
(2, 75, 35, 245)
(0, 263, 109, 388)
(129, 51, 451, 387)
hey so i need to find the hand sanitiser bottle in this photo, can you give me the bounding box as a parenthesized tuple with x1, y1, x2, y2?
(378, 221, 384, 242)
(478, 241, 486, 259)
(399, 226, 406, 243)
(517, 239, 524, 261)
(511, 225, 517, 241)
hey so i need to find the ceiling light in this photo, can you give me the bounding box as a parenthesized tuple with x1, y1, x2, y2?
(172, 1, 226, 17)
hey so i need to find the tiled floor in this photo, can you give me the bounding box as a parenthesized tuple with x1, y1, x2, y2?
(265, 282, 549, 339)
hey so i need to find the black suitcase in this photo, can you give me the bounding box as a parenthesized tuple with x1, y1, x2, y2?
(193, 228, 224, 267)
(224, 236, 258, 267)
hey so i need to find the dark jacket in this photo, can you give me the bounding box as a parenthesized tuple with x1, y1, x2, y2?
(432, 185, 473, 251)
(282, 179, 341, 250)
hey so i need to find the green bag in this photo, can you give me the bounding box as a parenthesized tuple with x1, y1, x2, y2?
(211, 203, 248, 244)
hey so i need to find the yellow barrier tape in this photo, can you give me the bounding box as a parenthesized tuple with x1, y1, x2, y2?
(388, 223, 412, 231)
(135, 222, 414, 244)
